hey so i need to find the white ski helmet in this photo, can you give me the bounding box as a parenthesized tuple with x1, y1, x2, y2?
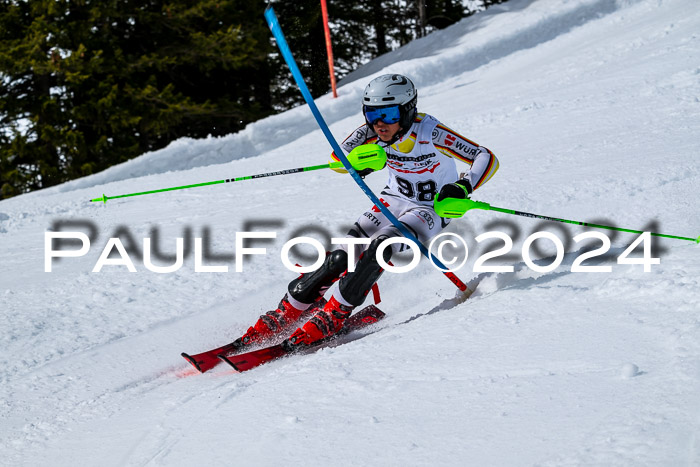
(362, 74, 418, 129)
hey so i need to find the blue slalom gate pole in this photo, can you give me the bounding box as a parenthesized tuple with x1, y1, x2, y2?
(264, 7, 470, 293)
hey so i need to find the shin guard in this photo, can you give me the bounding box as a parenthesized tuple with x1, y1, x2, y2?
(338, 236, 392, 307)
(287, 249, 348, 304)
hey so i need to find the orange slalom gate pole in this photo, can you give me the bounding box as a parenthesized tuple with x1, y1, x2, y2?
(320, 0, 338, 97)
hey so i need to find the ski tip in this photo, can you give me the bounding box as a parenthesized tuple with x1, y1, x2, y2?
(181, 352, 203, 373)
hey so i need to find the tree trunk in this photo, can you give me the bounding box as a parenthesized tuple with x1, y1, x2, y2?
(416, 0, 426, 38)
(372, 0, 388, 55)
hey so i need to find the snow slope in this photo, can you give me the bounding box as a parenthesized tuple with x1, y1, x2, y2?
(1, 0, 699, 465)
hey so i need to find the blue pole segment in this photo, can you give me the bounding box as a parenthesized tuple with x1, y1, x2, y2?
(264, 7, 460, 279)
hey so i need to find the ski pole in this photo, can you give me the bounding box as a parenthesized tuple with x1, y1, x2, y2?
(89, 161, 344, 204)
(461, 199, 699, 243)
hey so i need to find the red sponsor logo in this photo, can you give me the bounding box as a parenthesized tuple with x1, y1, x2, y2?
(372, 198, 391, 213)
(445, 134, 456, 146)
(393, 162, 441, 175)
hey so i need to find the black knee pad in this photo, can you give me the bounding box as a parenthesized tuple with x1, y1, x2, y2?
(288, 249, 348, 303)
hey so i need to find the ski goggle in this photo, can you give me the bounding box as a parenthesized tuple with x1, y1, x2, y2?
(364, 105, 401, 125)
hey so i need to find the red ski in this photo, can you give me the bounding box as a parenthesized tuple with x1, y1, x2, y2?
(181, 340, 244, 374)
(182, 299, 325, 373)
(219, 305, 385, 372)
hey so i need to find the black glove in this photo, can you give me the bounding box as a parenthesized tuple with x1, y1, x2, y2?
(436, 179, 472, 202)
(357, 168, 374, 178)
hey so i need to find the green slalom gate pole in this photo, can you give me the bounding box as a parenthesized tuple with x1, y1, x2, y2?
(461, 199, 700, 243)
(90, 161, 345, 204)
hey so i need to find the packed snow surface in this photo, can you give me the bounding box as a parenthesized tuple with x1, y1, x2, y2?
(1, 0, 699, 465)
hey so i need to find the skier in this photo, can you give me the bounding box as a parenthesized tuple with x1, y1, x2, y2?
(235, 73, 499, 351)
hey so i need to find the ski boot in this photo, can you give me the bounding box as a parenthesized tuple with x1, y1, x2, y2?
(283, 296, 354, 350)
(282, 235, 392, 351)
(231, 294, 315, 351)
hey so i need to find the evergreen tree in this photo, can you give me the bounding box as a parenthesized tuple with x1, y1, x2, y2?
(0, 0, 272, 199)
